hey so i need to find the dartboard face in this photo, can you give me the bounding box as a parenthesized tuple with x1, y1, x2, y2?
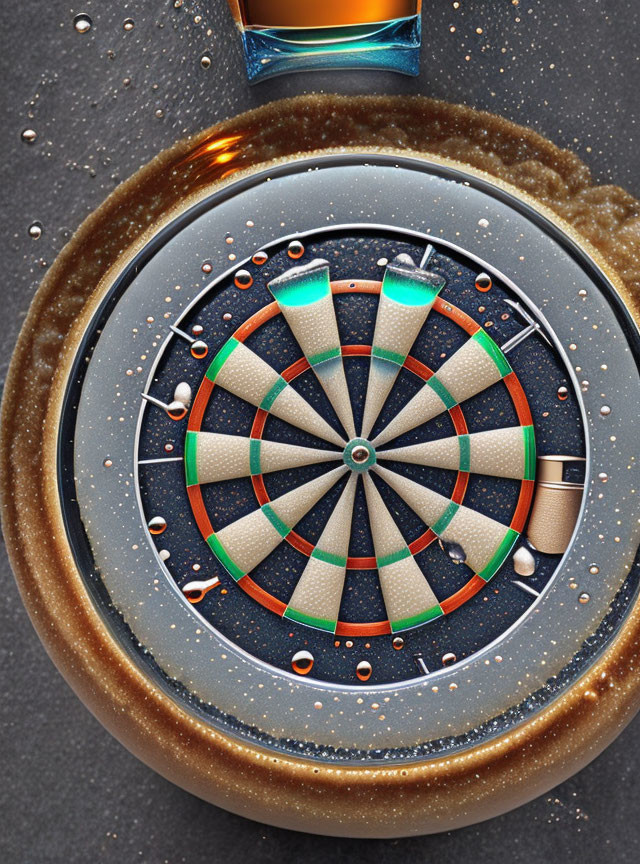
(64, 155, 640, 760)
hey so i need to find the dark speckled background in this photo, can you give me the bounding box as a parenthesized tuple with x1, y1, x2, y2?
(1, 1, 639, 861)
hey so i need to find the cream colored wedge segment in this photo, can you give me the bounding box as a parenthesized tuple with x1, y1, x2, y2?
(287, 556, 346, 625)
(314, 474, 357, 557)
(216, 509, 283, 575)
(378, 557, 440, 625)
(436, 337, 502, 404)
(279, 292, 339, 361)
(440, 507, 509, 575)
(373, 465, 451, 527)
(363, 473, 408, 557)
(312, 359, 356, 438)
(372, 383, 447, 447)
(269, 384, 345, 447)
(194, 433, 340, 483)
(196, 432, 252, 481)
(259, 439, 342, 474)
(468, 427, 525, 478)
(269, 465, 348, 528)
(214, 340, 281, 405)
(378, 435, 460, 470)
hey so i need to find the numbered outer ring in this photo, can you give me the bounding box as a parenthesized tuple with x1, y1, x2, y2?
(2, 96, 640, 837)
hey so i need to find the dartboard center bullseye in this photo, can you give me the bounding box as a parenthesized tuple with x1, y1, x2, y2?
(344, 438, 376, 472)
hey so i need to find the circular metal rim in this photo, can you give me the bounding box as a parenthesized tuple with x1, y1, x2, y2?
(2, 115, 639, 835)
(68, 156, 638, 752)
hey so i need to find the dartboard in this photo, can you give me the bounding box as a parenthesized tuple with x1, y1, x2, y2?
(136, 224, 584, 686)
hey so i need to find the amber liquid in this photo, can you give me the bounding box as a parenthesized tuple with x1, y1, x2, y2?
(240, 0, 420, 28)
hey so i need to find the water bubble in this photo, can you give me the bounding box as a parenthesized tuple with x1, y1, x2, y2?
(155, 108, 165, 119)
(478, 218, 489, 228)
(148, 516, 167, 535)
(21, 128, 37, 144)
(600, 405, 611, 416)
(252, 251, 268, 266)
(191, 324, 204, 336)
(200, 55, 211, 69)
(190, 340, 208, 359)
(392, 636, 404, 650)
(557, 385, 569, 401)
(201, 261, 213, 273)
(589, 564, 600, 575)
(356, 660, 372, 682)
(234, 269, 253, 290)
(475, 272, 492, 292)
(291, 650, 314, 675)
(442, 652, 457, 667)
(287, 240, 304, 259)
(123, 18, 135, 31)
(159, 549, 170, 561)
(578, 592, 591, 604)
(222, 312, 232, 322)
(73, 13, 92, 33)
(28, 221, 43, 239)
(598, 472, 608, 483)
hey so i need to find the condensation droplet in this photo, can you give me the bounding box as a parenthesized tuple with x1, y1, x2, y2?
(148, 516, 167, 535)
(21, 128, 37, 144)
(392, 636, 404, 651)
(578, 592, 590, 604)
(123, 18, 135, 31)
(581, 380, 589, 392)
(513, 545, 536, 576)
(598, 472, 608, 483)
(377, 257, 389, 267)
(475, 272, 492, 292)
(190, 340, 208, 359)
(557, 385, 569, 401)
(287, 240, 304, 259)
(73, 13, 92, 33)
(159, 549, 170, 561)
(600, 405, 611, 416)
(589, 564, 600, 575)
(191, 324, 204, 336)
(200, 55, 211, 69)
(356, 660, 372, 682)
(222, 312, 232, 322)
(313, 701, 322, 710)
(234, 269, 253, 290)
(28, 221, 43, 239)
(103, 458, 112, 468)
(478, 218, 489, 228)
(291, 650, 314, 675)
(201, 261, 213, 273)
(252, 251, 268, 266)
(578, 288, 588, 297)
(442, 652, 457, 667)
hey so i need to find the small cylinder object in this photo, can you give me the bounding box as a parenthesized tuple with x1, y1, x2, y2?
(526, 455, 585, 555)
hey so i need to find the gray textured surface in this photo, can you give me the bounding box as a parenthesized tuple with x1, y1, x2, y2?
(1, 1, 639, 862)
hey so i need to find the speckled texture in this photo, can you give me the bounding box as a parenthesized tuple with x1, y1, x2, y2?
(2, 0, 640, 857)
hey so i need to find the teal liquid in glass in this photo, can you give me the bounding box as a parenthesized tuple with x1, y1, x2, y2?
(241, 14, 421, 82)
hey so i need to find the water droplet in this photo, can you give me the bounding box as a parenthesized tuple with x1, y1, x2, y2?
(225, 234, 234, 245)
(155, 108, 164, 119)
(313, 701, 323, 709)
(287, 240, 304, 259)
(123, 18, 135, 31)
(581, 379, 589, 392)
(190, 340, 208, 359)
(598, 472, 608, 483)
(377, 257, 389, 267)
(475, 272, 492, 292)
(173, 381, 192, 407)
(578, 592, 590, 604)
(252, 251, 268, 266)
(21, 128, 37, 144)
(234, 269, 253, 290)
(103, 458, 113, 468)
(222, 312, 232, 322)
(148, 516, 167, 535)
(442, 652, 457, 667)
(600, 405, 611, 416)
(200, 55, 211, 69)
(589, 564, 600, 575)
(164, 443, 174, 453)
(578, 288, 587, 297)
(569, 343, 577, 351)
(291, 650, 314, 675)
(202, 261, 213, 273)
(28, 221, 43, 239)
(191, 324, 204, 336)
(478, 218, 489, 228)
(356, 660, 372, 682)
(392, 636, 404, 651)
(159, 549, 170, 561)
(167, 400, 188, 420)
(73, 13, 92, 33)
(513, 545, 536, 576)
(557, 385, 569, 401)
